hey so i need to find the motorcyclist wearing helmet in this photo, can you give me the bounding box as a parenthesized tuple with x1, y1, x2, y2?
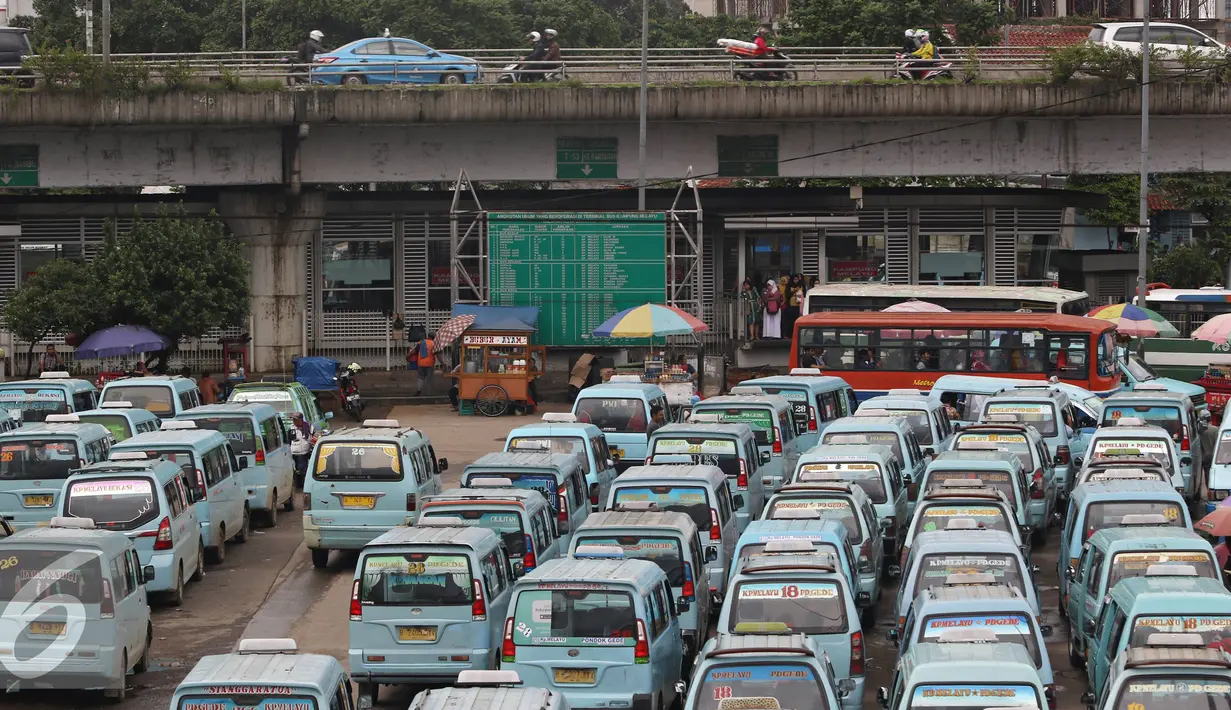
(901, 29, 920, 55)
(522, 31, 547, 82)
(752, 26, 774, 57)
(298, 30, 325, 64)
(908, 29, 936, 79)
(544, 28, 562, 67)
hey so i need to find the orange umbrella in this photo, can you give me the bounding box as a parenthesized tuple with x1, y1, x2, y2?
(1195, 506, 1231, 537)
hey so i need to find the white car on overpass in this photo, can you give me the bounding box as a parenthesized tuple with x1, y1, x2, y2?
(1089, 21, 1225, 55)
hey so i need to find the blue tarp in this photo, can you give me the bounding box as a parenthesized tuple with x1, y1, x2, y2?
(294, 356, 339, 391)
(451, 305, 540, 332)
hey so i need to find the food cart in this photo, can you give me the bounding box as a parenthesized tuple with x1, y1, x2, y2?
(1197, 365, 1231, 425)
(606, 352, 699, 419)
(449, 306, 543, 417)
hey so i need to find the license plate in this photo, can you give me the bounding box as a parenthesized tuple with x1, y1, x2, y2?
(611, 448, 625, 458)
(28, 621, 65, 636)
(554, 668, 596, 684)
(396, 626, 437, 642)
(342, 495, 376, 509)
(23, 495, 53, 507)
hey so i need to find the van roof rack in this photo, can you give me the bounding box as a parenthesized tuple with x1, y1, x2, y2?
(944, 518, 985, 531)
(887, 388, 924, 397)
(944, 572, 997, 586)
(469, 477, 515, 488)
(608, 375, 643, 384)
(417, 516, 466, 527)
(796, 471, 847, 483)
(1120, 513, 1170, 526)
(541, 413, 578, 423)
(956, 442, 1002, 451)
(237, 638, 298, 655)
(49, 516, 94, 529)
(1145, 564, 1197, 577)
(362, 419, 402, 429)
(729, 386, 765, 396)
(39, 371, 72, 379)
(789, 368, 822, 376)
(761, 540, 817, 554)
(769, 508, 821, 520)
(110, 451, 149, 461)
(99, 401, 133, 409)
(1115, 417, 1148, 427)
(572, 545, 626, 559)
(160, 421, 197, 431)
(688, 412, 722, 423)
(854, 408, 891, 417)
(936, 628, 999, 644)
(44, 414, 80, 423)
(455, 670, 524, 687)
(650, 454, 692, 465)
(983, 414, 1020, 424)
(612, 501, 660, 512)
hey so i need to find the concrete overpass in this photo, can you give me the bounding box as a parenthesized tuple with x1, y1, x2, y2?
(2, 83, 1231, 187)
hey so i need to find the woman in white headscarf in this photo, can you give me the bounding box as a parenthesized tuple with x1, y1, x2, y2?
(762, 279, 784, 339)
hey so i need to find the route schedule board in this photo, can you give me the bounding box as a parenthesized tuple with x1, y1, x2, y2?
(488, 212, 668, 346)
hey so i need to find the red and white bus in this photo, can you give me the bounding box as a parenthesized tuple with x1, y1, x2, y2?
(790, 312, 1121, 400)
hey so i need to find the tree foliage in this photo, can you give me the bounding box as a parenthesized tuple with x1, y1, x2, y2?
(1066, 174, 1141, 229)
(781, 0, 1000, 48)
(3, 258, 104, 372)
(1150, 244, 1223, 288)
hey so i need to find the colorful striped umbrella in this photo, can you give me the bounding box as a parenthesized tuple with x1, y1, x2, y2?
(1192, 313, 1231, 347)
(1086, 303, 1180, 338)
(592, 304, 709, 338)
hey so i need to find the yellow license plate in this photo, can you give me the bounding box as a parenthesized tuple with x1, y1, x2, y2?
(554, 668, 596, 684)
(611, 448, 625, 459)
(342, 495, 376, 509)
(23, 495, 53, 507)
(397, 626, 437, 642)
(29, 621, 65, 636)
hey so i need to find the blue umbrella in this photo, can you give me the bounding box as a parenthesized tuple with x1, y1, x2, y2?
(74, 325, 171, 359)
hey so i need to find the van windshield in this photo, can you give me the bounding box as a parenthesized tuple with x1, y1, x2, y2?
(230, 390, 297, 413)
(574, 535, 685, 585)
(695, 662, 828, 710)
(189, 417, 257, 455)
(512, 588, 637, 647)
(1112, 677, 1231, 710)
(1103, 405, 1184, 440)
(180, 696, 318, 710)
(823, 432, 903, 462)
(911, 505, 1011, 537)
(314, 442, 403, 481)
(65, 477, 159, 531)
(421, 509, 525, 555)
(1092, 438, 1173, 467)
(983, 402, 1058, 437)
(129, 448, 195, 474)
(766, 497, 861, 539)
(613, 486, 710, 530)
(757, 386, 811, 434)
(0, 440, 80, 480)
(508, 436, 591, 474)
(78, 414, 133, 442)
(1084, 501, 1185, 540)
(797, 462, 886, 503)
(913, 553, 1026, 596)
(920, 613, 1041, 666)
(697, 407, 775, 445)
(953, 432, 1034, 470)
(879, 409, 933, 446)
(652, 438, 742, 478)
(1130, 615, 1231, 649)
(0, 548, 105, 604)
(575, 398, 648, 434)
(467, 473, 559, 515)
(936, 391, 990, 422)
(927, 470, 1018, 506)
(908, 684, 1040, 710)
(728, 581, 847, 634)
(0, 387, 69, 422)
(359, 553, 473, 606)
(102, 385, 175, 416)
(1107, 551, 1217, 588)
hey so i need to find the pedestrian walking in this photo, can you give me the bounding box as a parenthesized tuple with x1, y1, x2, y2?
(740, 278, 763, 343)
(409, 335, 436, 395)
(762, 279, 784, 339)
(289, 412, 312, 487)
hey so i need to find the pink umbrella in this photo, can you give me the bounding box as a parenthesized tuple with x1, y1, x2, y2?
(881, 299, 950, 314)
(1193, 313, 1231, 348)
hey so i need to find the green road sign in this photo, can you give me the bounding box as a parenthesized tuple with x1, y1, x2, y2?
(717, 135, 778, 177)
(556, 137, 618, 180)
(489, 212, 667, 346)
(0, 145, 38, 188)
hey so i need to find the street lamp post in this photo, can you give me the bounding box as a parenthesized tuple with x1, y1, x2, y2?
(1136, 7, 1150, 307)
(637, 0, 648, 211)
(242, 0, 248, 52)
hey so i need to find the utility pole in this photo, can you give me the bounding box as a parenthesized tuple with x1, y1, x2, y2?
(242, 0, 248, 51)
(1136, 7, 1150, 306)
(85, 1, 93, 54)
(101, 0, 111, 68)
(637, 0, 648, 211)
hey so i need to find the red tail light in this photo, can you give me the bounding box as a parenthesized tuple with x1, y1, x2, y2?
(502, 617, 517, 662)
(194, 469, 207, 499)
(850, 630, 865, 674)
(316, 56, 338, 64)
(255, 447, 265, 465)
(709, 508, 721, 540)
(100, 578, 114, 619)
(772, 429, 783, 455)
(350, 579, 362, 620)
(471, 580, 487, 620)
(523, 534, 537, 571)
(737, 459, 749, 490)
(590, 483, 599, 507)
(682, 561, 696, 600)
(1181, 426, 1191, 452)
(808, 406, 818, 432)
(634, 619, 649, 663)
(153, 516, 173, 551)
(1031, 469, 1044, 499)
(1055, 445, 1071, 466)
(557, 487, 568, 524)
(406, 493, 417, 511)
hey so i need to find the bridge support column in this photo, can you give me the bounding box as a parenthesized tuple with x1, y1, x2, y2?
(220, 189, 327, 374)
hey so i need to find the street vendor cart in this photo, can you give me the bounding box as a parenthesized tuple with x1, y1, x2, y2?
(444, 305, 543, 417)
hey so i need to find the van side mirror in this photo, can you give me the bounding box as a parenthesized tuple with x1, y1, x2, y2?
(923, 448, 934, 458)
(511, 560, 526, 578)
(1081, 691, 1096, 708)
(325, 411, 335, 420)
(1182, 456, 1193, 467)
(1083, 618, 1096, 635)
(838, 679, 857, 698)
(237, 455, 250, 469)
(877, 687, 890, 709)
(677, 598, 691, 614)
(760, 451, 771, 465)
(674, 681, 688, 697)
(733, 495, 745, 509)
(438, 458, 449, 472)
(1040, 624, 1053, 637)
(706, 546, 719, 562)
(1073, 455, 1084, 468)
(142, 565, 154, 584)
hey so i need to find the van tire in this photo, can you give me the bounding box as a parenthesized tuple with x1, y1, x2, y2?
(207, 529, 225, 564)
(1069, 634, 1086, 668)
(359, 683, 379, 706)
(191, 542, 206, 581)
(105, 653, 127, 702)
(134, 625, 152, 673)
(167, 565, 185, 607)
(312, 549, 329, 568)
(235, 507, 251, 543)
(266, 497, 278, 528)
(282, 491, 295, 512)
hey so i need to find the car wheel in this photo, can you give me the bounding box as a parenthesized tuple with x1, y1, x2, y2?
(1069, 633, 1086, 668)
(236, 507, 251, 543)
(134, 625, 152, 673)
(312, 549, 330, 568)
(167, 565, 184, 607)
(105, 653, 127, 702)
(441, 72, 464, 85)
(343, 73, 366, 86)
(191, 541, 206, 581)
(207, 527, 225, 564)
(283, 489, 295, 512)
(266, 496, 278, 528)
(359, 683, 379, 707)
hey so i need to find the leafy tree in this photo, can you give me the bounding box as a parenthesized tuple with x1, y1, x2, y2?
(782, 0, 999, 48)
(91, 207, 250, 360)
(1065, 174, 1141, 229)
(3, 259, 104, 374)
(508, 0, 621, 49)
(358, 0, 520, 50)
(1150, 244, 1223, 288)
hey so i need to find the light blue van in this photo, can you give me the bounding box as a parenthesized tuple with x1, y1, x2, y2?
(691, 388, 800, 492)
(349, 524, 514, 705)
(304, 419, 445, 568)
(111, 421, 249, 565)
(1057, 480, 1191, 614)
(981, 387, 1086, 499)
(950, 421, 1056, 536)
(1208, 415, 1231, 510)
(61, 455, 204, 605)
(859, 390, 956, 460)
(720, 553, 865, 708)
(505, 412, 619, 512)
(821, 416, 928, 513)
(1085, 633, 1231, 710)
(900, 482, 1025, 573)
(648, 421, 766, 532)
(572, 378, 669, 471)
(569, 510, 711, 658)
(1066, 527, 1218, 669)
(421, 484, 560, 575)
(0, 418, 113, 530)
(172, 638, 353, 710)
(178, 402, 296, 526)
(929, 373, 1104, 430)
(1083, 419, 1189, 498)
(1101, 386, 1206, 499)
(76, 401, 161, 441)
(878, 633, 1051, 710)
(894, 577, 1054, 687)
(230, 381, 334, 436)
(0, 371, 97, 423)
(792, 445, 907, 556)
(732, 519, 861, 607)
(743, 370, 858, 450)
(462, 452, 587, 551)
(501, 554, 685, 710)
(100, 375, 202, 418)
(918, 449, 1031, 534)
(1118, 350, 1208, 409)
(0, 518, 153, 701)
(685, 633, 854, 710)
(407, 670, 572, 710)
(1087, 574, 1231, 692)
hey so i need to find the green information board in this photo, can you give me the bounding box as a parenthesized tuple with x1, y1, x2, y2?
(556, 137, 618, 179)
(0, 145, 38, 187)
(717, 135, 778, 177)
(488, 212, 667, 346)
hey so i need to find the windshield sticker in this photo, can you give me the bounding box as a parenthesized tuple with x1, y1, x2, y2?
(923, 614, 1031, 635)
(986, 404, 1051, 415)
(826, 433, 897, 445)
(1094, 440, 1168, 455)
(1133, 616, 1231, 633)
(69, 479, 152, 497)
(711, 410, 773, 429)
(655, 439, 738, 456)
(363, 555, 467, 573)
(1126, 681, 1231, 693)
(923, 506, 1001, 517)
(737, 582, 838, 599)
(230, 391, 293, 402)
(800, 462, 879, 473)
(911, 685, 1037, 707)
(1114, 552, 1211, 569)
(957, 433, 1028, 445)
(615, 487, 708, 504)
